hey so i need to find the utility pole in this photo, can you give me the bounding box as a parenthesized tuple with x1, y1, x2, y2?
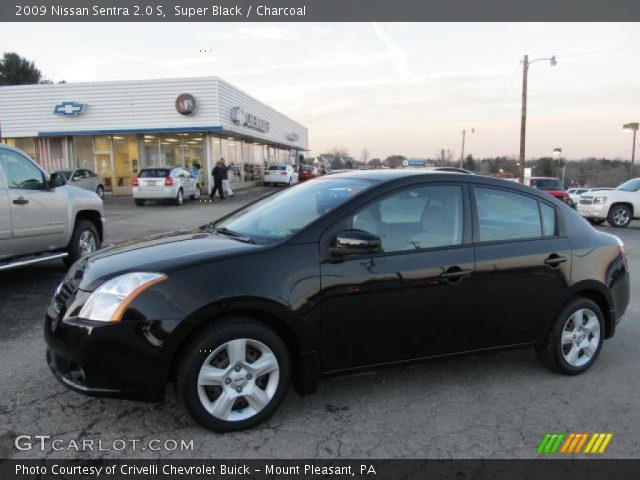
(460, 130, 466, 169)
(441, 148, 445, 166)
(518, 55, 528, 184)
(623, 122, 638, 178)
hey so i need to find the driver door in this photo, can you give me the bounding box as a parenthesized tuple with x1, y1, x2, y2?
(0, 149, 68, 256)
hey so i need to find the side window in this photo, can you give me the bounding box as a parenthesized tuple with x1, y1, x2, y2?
(474, 187, 542, 241)
(350, 185, 464, 252)
(540, 203, 556, 236)
(0, 150, 46, 191)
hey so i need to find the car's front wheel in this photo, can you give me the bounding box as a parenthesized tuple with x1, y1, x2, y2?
(175, 188, 184, 206)
(607, 204, 632, 228)
(176, 318, 290, 432)
(64, 219, 100, 267)
(536, 297, 604, 375)
(96, 185, 104, 199)
(191, 186, 201, 200)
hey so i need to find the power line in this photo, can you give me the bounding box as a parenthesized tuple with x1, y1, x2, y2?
(559, 43, 640, 59)
(481, 62, 520, 130)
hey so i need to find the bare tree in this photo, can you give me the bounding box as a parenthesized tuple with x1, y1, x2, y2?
(361, 148, 370, 164)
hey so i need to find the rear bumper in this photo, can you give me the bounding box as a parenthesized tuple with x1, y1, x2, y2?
(132, 187, 179, 199)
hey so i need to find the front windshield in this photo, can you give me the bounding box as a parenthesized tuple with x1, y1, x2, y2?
(216, 177, 376, 244)
(617, 178, 640, 192)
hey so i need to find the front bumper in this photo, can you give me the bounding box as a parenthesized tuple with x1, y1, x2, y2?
(45, 312, 177, 402)
(577, 203, 608, 219)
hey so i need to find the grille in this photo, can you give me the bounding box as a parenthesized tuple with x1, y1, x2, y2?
(580, 196, 594, 205)
(56, 279, 78, 307)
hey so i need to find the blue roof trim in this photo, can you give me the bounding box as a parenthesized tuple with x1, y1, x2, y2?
(38, 126, 223, 137)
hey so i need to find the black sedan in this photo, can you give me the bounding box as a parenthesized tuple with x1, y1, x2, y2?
(45, 170, 630, 432)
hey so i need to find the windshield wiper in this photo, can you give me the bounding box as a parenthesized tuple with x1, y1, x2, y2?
(209, 226, 255, 244)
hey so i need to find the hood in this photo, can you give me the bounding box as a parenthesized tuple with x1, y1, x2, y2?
(69, 228, 260, 291)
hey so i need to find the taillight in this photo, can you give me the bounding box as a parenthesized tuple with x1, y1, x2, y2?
(165, 177, 173, 186)
(280, 172, 288, 176)
(133, 178, 139, 187)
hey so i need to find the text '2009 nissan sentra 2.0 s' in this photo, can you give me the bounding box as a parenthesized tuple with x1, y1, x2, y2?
(45, 170, 630, 432)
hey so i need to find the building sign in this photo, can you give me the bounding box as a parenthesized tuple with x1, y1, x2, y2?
(286, 132, 300, 142)
(231, 106, 270, 132)
(53, 101, 87, 117)
(175, 93, 197, 116)
(404, 160, 427, 167)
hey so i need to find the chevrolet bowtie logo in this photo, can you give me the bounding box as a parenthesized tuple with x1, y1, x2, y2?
(53, 101, 87, 116)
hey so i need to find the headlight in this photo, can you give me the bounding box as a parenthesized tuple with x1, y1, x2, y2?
(593, 196, 608, 205)
(78, 272, 167, 322)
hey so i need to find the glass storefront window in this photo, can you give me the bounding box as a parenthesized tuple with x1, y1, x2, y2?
(73, 136, 94, 170)
(112, 135, 137, 193)
(5, 138, 36, 160)
(160, 134, 181, 166)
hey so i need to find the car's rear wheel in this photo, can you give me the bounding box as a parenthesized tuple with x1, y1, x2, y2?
(96, 185, 104, 199)
(134, 199, 145, 207)
(64, 220, 100, 267)
(607, 204, 632, 228)
(536, 297, 604, 375)
(191, 186, 201, 200)
(176, 318, 290, 432)
(175, 188, 184, 206)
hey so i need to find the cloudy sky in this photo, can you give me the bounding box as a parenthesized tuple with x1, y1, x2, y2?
(1, 22, 639, 160)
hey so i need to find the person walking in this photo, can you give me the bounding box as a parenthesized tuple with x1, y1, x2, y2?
(210, 159, 228, 200)
(221, 158, 234, 197)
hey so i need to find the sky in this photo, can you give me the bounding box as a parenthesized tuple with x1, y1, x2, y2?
(1, 22, 639, 160)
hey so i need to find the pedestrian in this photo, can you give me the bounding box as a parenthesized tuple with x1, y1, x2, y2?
(320, 163, 327, 175)
(210, 159, 228, 200)
(221, 158, 234, 197)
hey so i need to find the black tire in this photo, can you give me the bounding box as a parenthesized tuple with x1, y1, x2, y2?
(536, 297, 604, 375)
(96, 185, 104, 199)
(191, 185, 201, 200)
(175, 188, 184, 206)
(588, 219, 605, 226)
(176, 317, 290, 432)
(134, 199, 145, 207)
(607, 204, 632, 228)
(64, 219, 100, 267)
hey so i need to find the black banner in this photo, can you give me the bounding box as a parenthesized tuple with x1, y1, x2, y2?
(2, 459, 640, 480)
(3, 0, 640, 22)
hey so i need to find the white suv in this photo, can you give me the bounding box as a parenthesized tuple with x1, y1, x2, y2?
(577, 178, 640, 227)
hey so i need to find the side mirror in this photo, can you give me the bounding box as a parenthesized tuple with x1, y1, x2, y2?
(48, 172, 67, 189)
(330, 229, 382, 256)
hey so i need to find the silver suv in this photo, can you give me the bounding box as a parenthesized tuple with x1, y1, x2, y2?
(0, 144, 105, 270)
(132, 166, 201, 206)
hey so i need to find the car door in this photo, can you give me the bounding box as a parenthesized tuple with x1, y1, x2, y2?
(469, 185, 571, 349)
(70, 169, 89, 191)
(0, 148, 68, 256)
(0, 161, 12, 259)
(319, 182, 475, 372)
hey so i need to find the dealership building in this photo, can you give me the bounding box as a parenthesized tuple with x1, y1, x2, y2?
(0, 76, 308, 195)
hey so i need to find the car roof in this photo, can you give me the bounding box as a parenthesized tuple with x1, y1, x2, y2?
(320, 168, 470, 181)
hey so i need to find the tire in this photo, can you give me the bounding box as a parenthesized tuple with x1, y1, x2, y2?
(288, 177, 292, 187)
(191, 186, 201, 200)
(64, 219, 100, 267)
(536, 297, 604, 375)
(607, 204, 632, 228)
(134, 199, 145, 207)
(175, 188, 184, 206)
(176, 317, 290, 432)
(588, 219, 605, 226)
(96, 185, 104, 199)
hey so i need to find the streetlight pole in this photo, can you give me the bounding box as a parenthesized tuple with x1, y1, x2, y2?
(553, 147, 564, 184)
(518, 54, 557, 184)
(623, 122, 638, 178)
(460, 128, 474, 169)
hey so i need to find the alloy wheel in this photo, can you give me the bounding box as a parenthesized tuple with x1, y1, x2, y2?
(612, 207, 630, 226)
(194, 187, 201, 200)
(197, 338, 280, 422)
(561, 308, 601, 367)
(78, 230, 97, 256)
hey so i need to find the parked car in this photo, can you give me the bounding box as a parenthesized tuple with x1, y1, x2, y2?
(577, 178, 640, 227)
(298, 165, 319, 181)
(530, 177, 571, 205)
(132, 166, 201, 206)
(45, 170, 629, 432)
(567, 187, 590, 205)
(53, 168, 105, 199)
(0, 144, 105, 270)
(263, 165, 298, 186)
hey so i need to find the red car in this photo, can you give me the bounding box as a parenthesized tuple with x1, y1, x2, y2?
(530, 177, 571, 205)
(298, 165, 319, 181)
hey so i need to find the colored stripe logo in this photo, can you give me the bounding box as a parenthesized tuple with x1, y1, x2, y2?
(538, 433, 613, 454)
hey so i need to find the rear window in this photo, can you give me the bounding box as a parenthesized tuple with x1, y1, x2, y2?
(531, 178, 563, 190)
(301, 166, 315, 171)
(139, 168, 170, 178)
(268, 166, 287, 171)
(56, 170, 73, 179)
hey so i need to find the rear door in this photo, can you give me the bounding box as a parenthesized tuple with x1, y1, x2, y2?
(0, 148, 68, 255)
(469, 185, 571, 348)
(0, 159, 12, 259)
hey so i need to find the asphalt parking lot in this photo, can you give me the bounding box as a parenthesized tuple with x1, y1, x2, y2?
(1, 189, 638, 460)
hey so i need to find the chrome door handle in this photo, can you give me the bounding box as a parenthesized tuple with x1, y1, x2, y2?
(544, 255, 567, 267)
(441, 268, 472, 280)
(13, 197, 29, 205)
